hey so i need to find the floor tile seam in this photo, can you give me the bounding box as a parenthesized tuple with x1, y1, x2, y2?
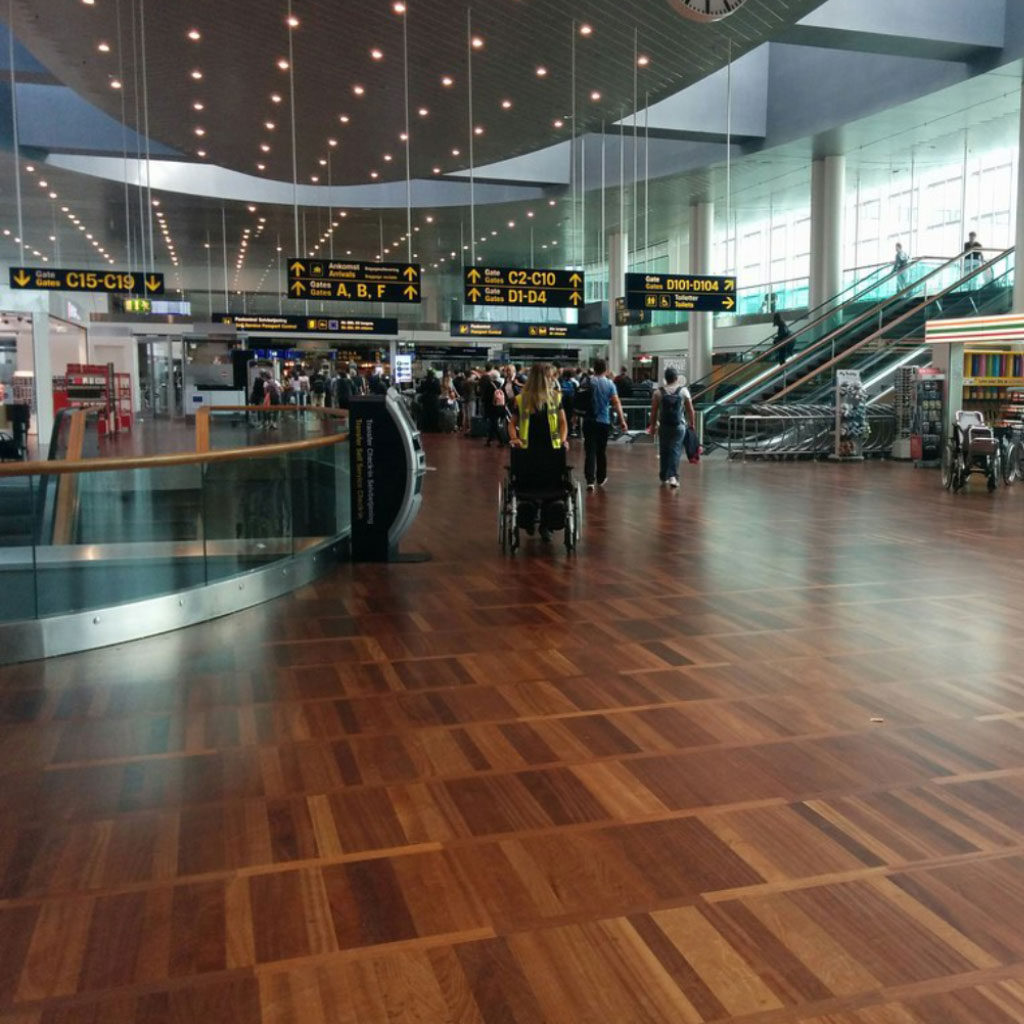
(30, 708, 1019, 782)
(2, 798, 1021, 912)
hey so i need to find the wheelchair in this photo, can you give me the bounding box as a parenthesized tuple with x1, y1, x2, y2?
(942, 410, 1000, 493)
(498, 445, 583, 553)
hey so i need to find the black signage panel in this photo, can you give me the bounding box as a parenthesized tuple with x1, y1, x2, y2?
(625, 272, 737, 313)
(450, 320, 610, 340)
(10, 266, 164, 296)
(287, 258, 420, 303)
(415, 345, 491, 360)
(214, 313, 398, 335)
(463, 266, 585, 308)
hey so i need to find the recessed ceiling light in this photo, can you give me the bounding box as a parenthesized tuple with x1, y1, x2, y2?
(81, 0, 94, 5)
(432, 166, 441, 174)
(197, 149, 207, 157)
(471, 36, 484, 49)
(548, 199, 556, 205)
(441, 76, 453, 87)
(48, 191, 57, 199)
(579, 23, 593, 35)
(370, 170, 379, 178)
(474, 126, 484, 135)
(383, 153, 393, 162)
(319, 158, 327, 166)
(339, 114, 350, 123)
(553, 119, 563, 128)
(340, 211, 347, 217)
(425, 215, 434, 223)
(328, 138, 338, 147)
(110, 78, 122, 89)
(370, 48, 384, 60)
(193, 101, 204, 110)
(194, 126, 205, 136)
(399, 132, 408, 141)
(287, 15, 299, 27)
(25, 165, 33, 172)
(260, 143, 270, 152)
(527, 211, 534, 218)
(418, 107, 428, 117)
(277, 58, 289, 70)
(590, 90, 601, 101)
(311, 175, 319, 182)
(637, 54, 650, 66)
(187, 29, 201, 41)
(257, 162, 266, 170)
(271, 93, 283, 103)
(501, 99, 512, 109)
(191, 69, 203, 79)
(451, 148, 460, 156)
(353, 84, 365, 96)
(536, 66, 547, 77)
(97, 41, 110, 53)
(393, 2, 406, 12)
(507, 221, 515, 228)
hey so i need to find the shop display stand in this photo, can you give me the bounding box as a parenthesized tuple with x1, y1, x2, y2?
(912, 373, 945, 467)
(831, 369, 867, 461)
(892, 366, 917, 460)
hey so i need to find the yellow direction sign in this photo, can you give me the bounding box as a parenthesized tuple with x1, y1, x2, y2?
(625, 272, 736, 312)
(463, 266, 585, 308)
(287, 258, 421, 304)
(9, 266, 165, 295)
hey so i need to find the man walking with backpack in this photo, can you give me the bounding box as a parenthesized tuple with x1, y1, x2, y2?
(648, 366, 696, 488)
(578, 358, 628, 491)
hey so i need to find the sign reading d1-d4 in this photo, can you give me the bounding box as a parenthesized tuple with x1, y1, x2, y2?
(464, 266, 585, 308)
(287, 258, 420, 303)
(625, 272, 736, 312)
(9, 266, 164, 296)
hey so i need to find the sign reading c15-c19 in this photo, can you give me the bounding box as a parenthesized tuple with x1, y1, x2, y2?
(463, 266, 585, 308)
(287, 258, 421, 303)
(9, 266, 164, 296)
(624, 272, 736, 312)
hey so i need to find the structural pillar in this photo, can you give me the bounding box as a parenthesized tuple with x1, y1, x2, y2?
(607, 229, 628, 373)
(689, 201, 713, 384)
(810, 155, 845, 310)
(1014, 79, 1024, 312)
(31, 312, 53, 444)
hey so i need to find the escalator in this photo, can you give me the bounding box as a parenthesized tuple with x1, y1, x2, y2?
(698, 250, 1014, 447)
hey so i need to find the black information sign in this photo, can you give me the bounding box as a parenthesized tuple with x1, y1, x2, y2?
(287, 258, 421, 303)
(215, 313, 398, 335)
(463, 266, 585, 308)
(625, 272, 737, 312)
(415, 345, 491, 360)
(450, 320, 610, 340)
(9, 266, 164, 296)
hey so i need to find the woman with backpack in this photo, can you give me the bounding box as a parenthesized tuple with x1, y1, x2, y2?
(648, 367, 695, 488)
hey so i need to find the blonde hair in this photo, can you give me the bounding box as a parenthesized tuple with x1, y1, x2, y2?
(519, 363, 553, 416)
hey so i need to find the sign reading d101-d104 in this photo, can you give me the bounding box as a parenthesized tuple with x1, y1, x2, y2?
(9, 266, 164, 295)
(464, 266, 585, 308)
(287, 258, 420, 303)
(625, 272, 736, 312)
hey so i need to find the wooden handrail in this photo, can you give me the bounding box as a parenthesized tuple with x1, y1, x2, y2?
(51, 408, 89, 544)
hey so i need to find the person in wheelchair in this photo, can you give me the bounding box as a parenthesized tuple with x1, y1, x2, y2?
(508, 362, 570, 542)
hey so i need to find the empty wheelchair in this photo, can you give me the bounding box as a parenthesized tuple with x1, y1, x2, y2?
(942, 410, 1000, 493)
(498, 446, 583, 553)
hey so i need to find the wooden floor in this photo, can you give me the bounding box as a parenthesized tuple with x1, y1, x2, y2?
(3, 436, 1024, 1023)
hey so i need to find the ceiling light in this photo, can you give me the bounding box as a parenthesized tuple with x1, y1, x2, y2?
(383, 153, 393, 162)
(271, 93, 283, 103)
(432, 166, 441, 174)
(399, 132, 407, 141)
(353, 84, 365, 96)
(501, 99, 512, 109)
(97, 42, 110, 53)
(507, 221, 515, 228)
(191, 69, 203, 79)
(474, 126, 483, 135)
(340, 211, 347, 217)
(471, 36, 484, 49)
(48, 192, 57, 199)
(38, 180, 47, 187)
(257, 162, 266, 171)
(425, 215, 433, 223)
(287, 15, 299, 28)
(393, 1, 406, 11)
(194, 126, 205, 136)
(451, 148, 460, 156)
(637, 54, 650, 66)
(187, 29, 201, 41)
(319, 158, 327, 166)
(536, 66, 547, 77)
(553, 119, 563, 128)
(277, 58, 289, 70)
(490, 230, 497, 236)
(579, 23, 593, 35)
(260, 143, 270, 152)
(441, 76, 453, 87)
(311, 175, 319, 182)
(25, 165, 34, 172)
(197, 149, 207, 157)
(193, 101, 205, 110)
(328, 138, 338, 147)
(370, 48, 384, 60)
(590, 90, 601, 101)
(526, 211, 534, 218)
(110, 78, 122, 89)
(265, 121, 276, 130)
(247, 204, 256, 212)
(418, 107, 429, 117)
(548, 199, 556, 205)
(370, 170, 379, 178)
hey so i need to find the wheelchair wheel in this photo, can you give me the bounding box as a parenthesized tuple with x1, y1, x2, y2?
(941, 440, 956, 491)
(573, 480, 583, 545)
(498, 482, 505, 547)
(988, 453, 999, 492)
(1004, 441, 1021, 484)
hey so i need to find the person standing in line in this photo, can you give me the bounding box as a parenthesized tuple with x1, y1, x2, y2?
(582, 357, 627, 491)
(614, 366, 635, 398)
(648, 366, 695, 489)
(479, 368, 503, 447)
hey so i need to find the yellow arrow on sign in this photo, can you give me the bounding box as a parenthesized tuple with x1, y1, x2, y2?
(403, 265, 418, 281)
(290, 280, 307, 296)
(467, 268, 481, 283)
(724, 279, 735, 291)
(13, 269, 30, 287)
(722, 295, 735, 310)
(403, 284, 418, 300)
(569, 272, 582, 286)
(569, 291, 582, 306)
(145, 275, 161, 293)
(467, 287, 481, 302)
(289, 261, 306, 275)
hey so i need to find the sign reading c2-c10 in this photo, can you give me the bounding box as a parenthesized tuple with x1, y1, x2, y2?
(287, 258, 421, 303)
(625, 272, 736, 312)
(9, 266, 165, 295)
(464, 266, 585, 308)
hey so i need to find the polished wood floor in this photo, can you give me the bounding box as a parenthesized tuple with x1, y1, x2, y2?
(3, 436, 1024, 1022)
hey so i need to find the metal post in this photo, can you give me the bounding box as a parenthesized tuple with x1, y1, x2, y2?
(7, 0, 23, 264)
(139, 0, 155, 276)
(571, 21, 576, 271)
(221, 205, 228, 310)
(467, 9, 476, 265)
(287, 0, 299, 256)
(402, 3, 412, 261)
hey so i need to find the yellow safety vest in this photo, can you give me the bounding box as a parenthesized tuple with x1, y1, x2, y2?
(516, 395, 562, 450)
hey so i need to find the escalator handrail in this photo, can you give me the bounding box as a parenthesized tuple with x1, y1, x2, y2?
(769, 247, 1015, 404)
(690, 260, 929, 400)
(708, 251, 984, 411)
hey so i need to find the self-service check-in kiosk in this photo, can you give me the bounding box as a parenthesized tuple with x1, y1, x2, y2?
(349, 387, 427, 561)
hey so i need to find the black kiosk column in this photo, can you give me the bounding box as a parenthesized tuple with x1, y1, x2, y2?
(349, 388, 428, 561)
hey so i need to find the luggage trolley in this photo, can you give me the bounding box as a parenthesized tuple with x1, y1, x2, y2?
(942, 410, 1001, 493)
(498, 446, 583, 554)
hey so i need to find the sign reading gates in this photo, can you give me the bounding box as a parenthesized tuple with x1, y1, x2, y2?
(214, 313, 398, 335)
(625, 272, 736, 313)
(450, 320, 610, 340)
(463, 266, 585, 308)
(9, 266, 164, 295)
(287, 258, 420, 303)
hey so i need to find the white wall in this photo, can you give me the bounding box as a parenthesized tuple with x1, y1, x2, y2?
(631, 320, 773, 356)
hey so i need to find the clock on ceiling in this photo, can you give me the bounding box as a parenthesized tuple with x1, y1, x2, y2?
(666, 0, 751, 22)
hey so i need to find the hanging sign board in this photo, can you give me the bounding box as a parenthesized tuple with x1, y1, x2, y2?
(463, 266, 585, 308)
(10, 266, 165, 295)
(625, 272, 736, 312)
(214, 313, 398, 335)
(450, 320, 609, 340)
(287, 258, 420, 303)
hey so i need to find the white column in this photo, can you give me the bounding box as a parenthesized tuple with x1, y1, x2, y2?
(689, 201, 713, 384)
(810, 155, 846, 310)
(1014, 80, 1024, 312)
(607, 229, 628, 373)
(31, 312, 54, 443)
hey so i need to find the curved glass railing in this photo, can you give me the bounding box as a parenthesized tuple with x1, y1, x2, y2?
(0, 406, 350, 659)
